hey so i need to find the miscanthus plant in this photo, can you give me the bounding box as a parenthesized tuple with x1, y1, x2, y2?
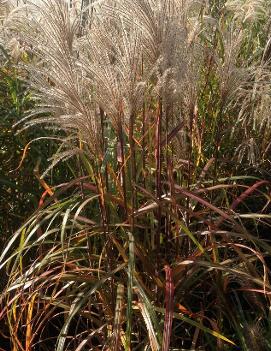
(1, 0, 271, 350)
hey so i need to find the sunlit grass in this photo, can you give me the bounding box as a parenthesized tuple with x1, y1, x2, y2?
(0, 0, 271, 350)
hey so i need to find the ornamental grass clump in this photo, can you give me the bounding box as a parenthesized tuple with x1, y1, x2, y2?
(1, 0, 271, 350)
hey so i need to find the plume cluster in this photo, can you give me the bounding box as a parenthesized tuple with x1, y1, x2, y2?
(1, 0, 269, 171)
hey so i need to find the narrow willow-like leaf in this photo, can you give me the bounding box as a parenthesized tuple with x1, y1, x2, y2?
(61, 207, 71, 252)
(134, 278, 163, 345)
(137, 301, 160, 351)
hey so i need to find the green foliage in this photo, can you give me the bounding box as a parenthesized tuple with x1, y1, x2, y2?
(0, 63, 38, 235)
(0, 62, 73, 239)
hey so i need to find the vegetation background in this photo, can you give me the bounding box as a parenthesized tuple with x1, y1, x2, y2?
(0, 0, 271, 350)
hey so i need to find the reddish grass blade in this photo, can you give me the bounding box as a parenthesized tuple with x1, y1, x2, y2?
(199, 157, 215, 181)
(162, 265, 174, 351)
(161, 121, 184, 147)
(173, 185, 231, 221)
(230, 180, 269, 210)
(155, 100, 162, 258)
(177, 304, 201, 319)
(38, 189, 52, 208)
(215, 180, 269, 228)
